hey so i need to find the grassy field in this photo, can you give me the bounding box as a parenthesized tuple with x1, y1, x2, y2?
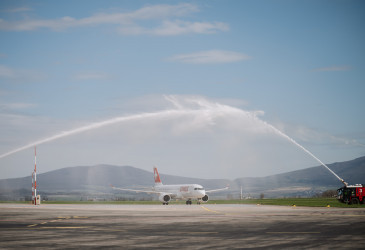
(1, 198, 364, 207)
(210, 198, 364, 208)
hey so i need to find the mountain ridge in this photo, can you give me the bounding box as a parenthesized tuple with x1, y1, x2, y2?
(1, 156, 364, 199)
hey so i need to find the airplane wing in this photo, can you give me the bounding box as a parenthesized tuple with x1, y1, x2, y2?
(110, 185, 171, 195)
(205, 186, 229, 193)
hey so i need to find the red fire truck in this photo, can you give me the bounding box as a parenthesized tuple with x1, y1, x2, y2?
(337, 184, 365, 205)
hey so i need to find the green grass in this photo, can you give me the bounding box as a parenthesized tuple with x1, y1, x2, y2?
(0, 200, 30, 204)
(209, 198, 364, 208)
(1, 198, 363, 207)
(42, 200, 163, 205)
(0, 200, 162, 205)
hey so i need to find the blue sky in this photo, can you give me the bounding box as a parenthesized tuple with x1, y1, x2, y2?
(0, 0, 364, 179)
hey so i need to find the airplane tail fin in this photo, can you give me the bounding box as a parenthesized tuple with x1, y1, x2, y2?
(153, 167, 162, 186)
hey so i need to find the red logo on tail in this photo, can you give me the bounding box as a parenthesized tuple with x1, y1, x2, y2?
(154, 167, 162, 184)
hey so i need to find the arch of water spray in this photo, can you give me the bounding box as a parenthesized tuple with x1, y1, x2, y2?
(0, 96, 347, 185)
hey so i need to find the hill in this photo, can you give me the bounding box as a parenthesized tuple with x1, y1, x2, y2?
(235, 156, 365, 197)
(0, 156, 364, 200)
(0, 165, 229, 200)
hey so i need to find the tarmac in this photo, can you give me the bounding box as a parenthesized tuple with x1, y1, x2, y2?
(1, 203, 365, 249)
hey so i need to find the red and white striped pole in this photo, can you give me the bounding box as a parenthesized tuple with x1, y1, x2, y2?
(34, 146, 37, 205)
(32, 171, 34, 204)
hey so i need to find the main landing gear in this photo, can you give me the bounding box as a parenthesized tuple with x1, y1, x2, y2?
(185, 199, 202, 205)
(162, 202, 169, 205)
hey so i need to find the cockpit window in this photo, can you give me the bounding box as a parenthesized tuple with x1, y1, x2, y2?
(194, 187, 204, 190)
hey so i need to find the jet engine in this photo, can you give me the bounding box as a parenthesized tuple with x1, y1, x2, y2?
(159, 194, 171, 203)
(202, 194, 209, 202)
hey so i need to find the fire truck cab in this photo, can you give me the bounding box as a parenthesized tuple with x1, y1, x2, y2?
(337, 184, 365, 205)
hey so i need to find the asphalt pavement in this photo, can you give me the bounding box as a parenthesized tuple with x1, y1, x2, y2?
(1, 203, 365, 249)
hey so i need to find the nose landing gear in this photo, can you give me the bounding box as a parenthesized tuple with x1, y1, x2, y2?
(186, 200, 192, 205)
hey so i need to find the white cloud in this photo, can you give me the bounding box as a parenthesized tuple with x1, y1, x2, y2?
(154, 20, 228, 35)
(0, 64, 46, 83)
(168, 50, 251, 64)
(119, 20, 228, 36)
(0, 3, 228, 36)
(127, 3, 198, 20)
(312, 65, 351, 72)
(0, 102, 36, 111)
(1, 7, 32, 13)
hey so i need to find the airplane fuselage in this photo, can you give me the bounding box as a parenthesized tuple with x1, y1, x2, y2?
(111, 167, 227, 205)
(154, 184, 206, 200)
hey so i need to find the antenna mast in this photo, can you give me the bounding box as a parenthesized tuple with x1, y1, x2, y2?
(34, 146, 37, 205)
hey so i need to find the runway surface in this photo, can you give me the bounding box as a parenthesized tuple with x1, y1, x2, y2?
(1, 203, 365, 249)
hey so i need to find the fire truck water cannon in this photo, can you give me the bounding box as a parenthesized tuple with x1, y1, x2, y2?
(337, 184, 365, 205)
(320, 161, 365, 205)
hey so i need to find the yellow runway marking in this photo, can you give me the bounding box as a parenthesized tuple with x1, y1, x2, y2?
(341, 214, 365, 217)
(183, 231, 219, 234)
(27, 216, 88, 228)
(267, 232, 320, 234)
(38, 227, 88, 229)
(200, 206, 222, 214)
(96, 229, 127, 232)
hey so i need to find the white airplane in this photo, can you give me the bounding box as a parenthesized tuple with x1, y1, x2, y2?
(111, 167, 229, 205)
